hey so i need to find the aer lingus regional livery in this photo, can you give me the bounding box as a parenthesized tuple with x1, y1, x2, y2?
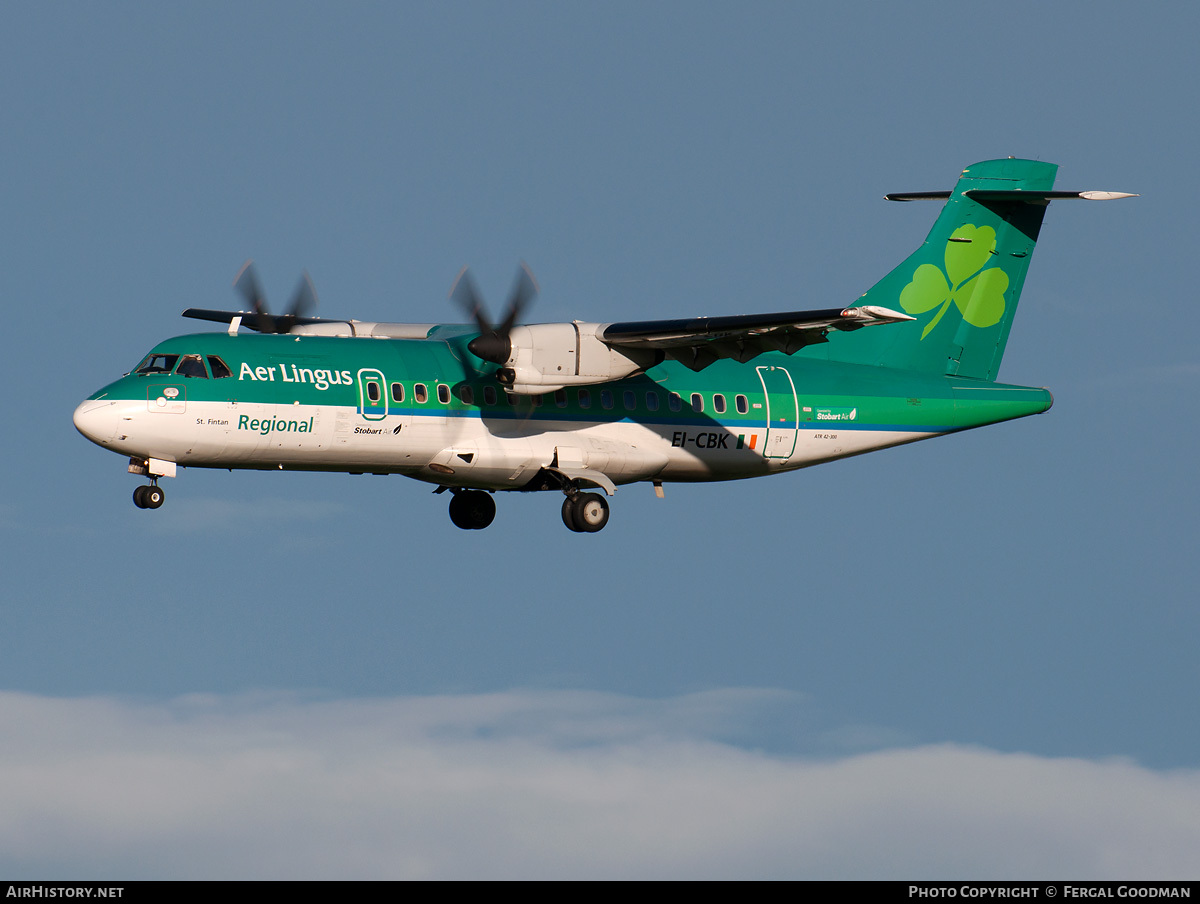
(74, 159, 1133, 533)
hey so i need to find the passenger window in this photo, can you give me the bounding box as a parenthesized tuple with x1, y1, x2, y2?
(391, 383, 405, 404)
(207, 356, 233, 379)
(484, 385, 497, 406)
(690, 393, 703, 413)
(578, 389, 591, 409)
(437, 384, 450, 404)
(645, 392, 659, 411)
(531, 394, 543, 407)
(415, 383, 428, 403)
(135, 354, 179, 375)
(366, 381, 381, 403)
(458, 385, 474, 405)
(176, 355, 208, 378)
(736, 394, 748, 414)
(668, 392, 682, 412)
(713, 394, 726, 414)
(555, 389, 567, 408)
(600, 390, 614, 410)
(623, 390, 636, 411)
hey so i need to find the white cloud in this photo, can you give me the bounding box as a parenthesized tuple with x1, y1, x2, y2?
(0, 689, 1196, 879)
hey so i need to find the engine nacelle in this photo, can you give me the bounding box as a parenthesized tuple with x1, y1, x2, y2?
(498, 322, 656, 394)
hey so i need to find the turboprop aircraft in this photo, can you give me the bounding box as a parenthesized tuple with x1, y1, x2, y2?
(73, 159, 1133, 533)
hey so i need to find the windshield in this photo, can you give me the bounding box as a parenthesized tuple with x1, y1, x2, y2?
(176, 354, 209, 378)
(134, 354, 179, 375)
(207, 355, 232, 378)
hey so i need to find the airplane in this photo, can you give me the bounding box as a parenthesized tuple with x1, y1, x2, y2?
(73, 158, 1133, 533)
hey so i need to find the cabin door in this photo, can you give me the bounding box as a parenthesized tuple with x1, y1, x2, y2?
(357, 368, 388, 421)
(756, 364, 798, 460)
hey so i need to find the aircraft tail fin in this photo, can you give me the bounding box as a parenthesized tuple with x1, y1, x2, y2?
(820, 159, 1130, 381)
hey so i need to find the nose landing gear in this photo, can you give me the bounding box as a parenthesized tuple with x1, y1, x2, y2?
(133, 483, 165, 509)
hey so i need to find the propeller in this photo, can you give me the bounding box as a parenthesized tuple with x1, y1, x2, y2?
(450, 263, 538, 365)
(233, 260, 319, 334)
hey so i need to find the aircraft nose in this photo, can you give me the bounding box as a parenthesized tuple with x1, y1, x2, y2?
(73, 399, 119, 445)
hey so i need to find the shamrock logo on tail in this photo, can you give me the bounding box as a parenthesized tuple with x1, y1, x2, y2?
(899, 225, 1009, 339)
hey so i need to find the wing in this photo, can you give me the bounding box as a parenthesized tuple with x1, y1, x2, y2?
(598, 304, 913, 371)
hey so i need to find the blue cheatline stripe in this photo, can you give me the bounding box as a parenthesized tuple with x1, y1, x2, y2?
(361, 406, 952, 434)
(797, 422, 951, 432)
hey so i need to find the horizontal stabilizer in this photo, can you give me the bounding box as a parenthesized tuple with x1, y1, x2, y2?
(964, 190, 1138, 202)
(887, 190, 1137, 202)
(884, 191, 953, 201)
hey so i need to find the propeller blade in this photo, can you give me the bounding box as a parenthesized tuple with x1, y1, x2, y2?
(449, 266, 491, 335)
(499, 262, 538, 335)
(453, 263, 538, 366)
(275, 270, 319, 332)
(233, 260, 265, 314)
(233, 260, 278, 333)
(231, 261, 319, 334)
(288, 271, 319, 320)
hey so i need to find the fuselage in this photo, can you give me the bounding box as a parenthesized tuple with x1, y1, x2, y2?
(73, 326, 1053, 493)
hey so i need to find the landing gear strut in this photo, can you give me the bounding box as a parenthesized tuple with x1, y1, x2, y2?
(133, 483, 164, 510)
(561, 491, 609, 533)
(448, 490, 496, 530)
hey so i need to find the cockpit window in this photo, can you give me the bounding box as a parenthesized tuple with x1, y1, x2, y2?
(135, 354, 179, 375)
(207, 356, 233, 378)
(176, 355, 209, 378)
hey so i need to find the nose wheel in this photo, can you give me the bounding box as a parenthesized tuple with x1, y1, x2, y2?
(133, 484, 164, 509)
(562, 491, 609, 533)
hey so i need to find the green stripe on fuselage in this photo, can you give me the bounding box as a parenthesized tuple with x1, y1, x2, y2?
(92, 331, 1050, 437)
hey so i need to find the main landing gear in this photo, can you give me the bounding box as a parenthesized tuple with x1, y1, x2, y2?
(448, 489, 496, 530)
(442, 484, 612, 533)
(561, 491, 610, 533)
(132, 483, 164, 509)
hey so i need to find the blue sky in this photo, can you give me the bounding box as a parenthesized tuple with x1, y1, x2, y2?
(2, 1, 1197, 878)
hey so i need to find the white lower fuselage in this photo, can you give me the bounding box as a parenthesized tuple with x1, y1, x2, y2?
(74, 395, 935, 491)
